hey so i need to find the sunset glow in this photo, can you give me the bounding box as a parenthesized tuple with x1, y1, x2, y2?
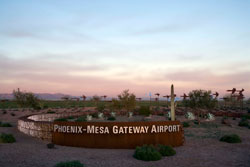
(0, 0, 249, 97)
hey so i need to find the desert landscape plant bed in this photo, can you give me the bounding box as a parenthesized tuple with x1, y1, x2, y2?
(54, 160, 84, 167)
(0, 122, 12, 127)
(133, 145, 162, 161)
(0, 133, 16, 143)
(220, 134, 242, 143)
(157, 144, 176, 156)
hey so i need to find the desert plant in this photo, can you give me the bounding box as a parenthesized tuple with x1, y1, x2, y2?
(107, 116, 116, 121)
(0, 122, 12, 127)
(47, 143, 55, 149)
(182, 122, 190, 127)
(97, 103, 105, 112)
(11, 113, 15, 116)
(86, 115, 92, 121)
(75, 116, 86, 122)
(54, 118, 68, 122)
(110, 112, 116, 117)
(109, 98, 122, 112)
(133, 145, 162, 161)
(206, 113, 215, 121)
(128, 112, 133, 117)
(91, 112, 98, 118)
(0, 133, 16, 143)
(98, 112, 104, 119)
(165, 112, 171, 120)
(188, 90, 217, 121)
(138, 106, 151, 116)
(92, 95, 100, 107)
(118, 90, 136, 114)
(47, 111, 56, 114)
(220, 134, 241, 143)
(238, 118, 249, 127)
(185, 112, 195, 120)
(13, 89, 40, 109)
(67, 116, 74, 120)
(157, 145, 176, 156)
(54, 160, 84, 167)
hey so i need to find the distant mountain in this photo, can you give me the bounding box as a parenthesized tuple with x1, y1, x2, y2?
(0, 93, 74, 100)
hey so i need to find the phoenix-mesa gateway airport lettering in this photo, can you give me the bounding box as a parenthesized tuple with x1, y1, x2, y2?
(53, 124, 181, 134)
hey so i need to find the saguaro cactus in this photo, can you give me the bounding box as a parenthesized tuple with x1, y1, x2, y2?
(170, 84, 176, 121)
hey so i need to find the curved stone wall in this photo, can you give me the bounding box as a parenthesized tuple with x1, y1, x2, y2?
(18, 112, 86, 141)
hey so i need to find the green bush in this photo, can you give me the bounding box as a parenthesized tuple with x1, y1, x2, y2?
(242, 114, 250, 120)
(47, 143, 55, 149)
(67, 116, 74, 120)
(238, 118, 249, 127)
(157, 145, 176, 156)
(75, 116, 86, 122)
(133, 145, 162, 161)
(220, 134, 241, 143)
(97, 103, 105, 112)
(54, 118, 68, 122)
(47, 110, 56, 114)
(0, 122, 12, 127)
(107, 116, 116, 121)
(138, 106, 151, 116)
(91, 112, 98, 118)
(0, 133, 16, 143)
(55, 160, 84, 167)
(182, 122, 190, 127)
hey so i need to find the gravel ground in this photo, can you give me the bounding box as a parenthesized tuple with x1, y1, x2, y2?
(1, 109, 250, 167)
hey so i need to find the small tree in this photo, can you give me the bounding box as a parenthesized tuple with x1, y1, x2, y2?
(109, 98, 122, 112)
(118, 90, 136, 113)
(92, 95, 100, 107)
(188, 90, 217, 123)
(13, 89, 40, 109)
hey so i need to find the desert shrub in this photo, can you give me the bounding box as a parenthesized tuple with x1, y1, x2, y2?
(0, 133, 16, 143)
(238, 118, 249, 127)
(75, 116, 86, 122)
(220, 134, 241, 143)
(107, 116, 116, 121)
(157, 145, 176, 156)
(91, 112, 98, 118)
(0, 122, 12, 127)
(97, 103, 105, 112)
(47, 111, 56, 114)
(138, 106, 151, 116)
(67, 116, 74, 120)
(193, 120, 199, 125)
(47, 143, 55, 149)
(43, 105, 49, 109)
(182, 122, 190, 128)
(54, 160, 84, 167)
(2, 110, 7, 114)
(54, 118, 68, 122)
(13, 89, 40, 109)
(242, 114, 250, 120)
(11, 113, 15, 116)
(133, 145, 162, 161)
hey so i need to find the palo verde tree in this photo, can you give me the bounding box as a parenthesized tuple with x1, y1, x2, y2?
(13, 89, 40, 109)
(109, 98, 122, 113)
(92, 95, 101, 107)
(188, 90, 217, 123)
(118, 90, 136, 114)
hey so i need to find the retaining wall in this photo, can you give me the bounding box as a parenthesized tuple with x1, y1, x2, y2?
(17, 112, 86, 141)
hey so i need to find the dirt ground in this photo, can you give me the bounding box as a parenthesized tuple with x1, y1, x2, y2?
(0, 109, 250, 167)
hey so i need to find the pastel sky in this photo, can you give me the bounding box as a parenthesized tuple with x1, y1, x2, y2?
(0, 0, 250, 98)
